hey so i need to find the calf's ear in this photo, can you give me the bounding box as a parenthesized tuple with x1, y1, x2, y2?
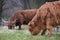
(12, 19, 16, 23)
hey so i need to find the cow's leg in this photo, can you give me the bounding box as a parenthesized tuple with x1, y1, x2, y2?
(56, 26, 59, 32)
(46, 18, 53, 36)
(41, 29, 47, 35)
(18, 24, 21, 30)
(47, 27, 53, 37)
(47, 25, 53, 36)
(12, 26, 14, 29)
(47, 23, 53, 36)
(18, 17, 24, 30)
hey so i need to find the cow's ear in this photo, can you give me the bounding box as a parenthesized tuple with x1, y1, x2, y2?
(12, 19, 16, 24)
(28, 22, 32, 26)
(28, 22, 34, 26)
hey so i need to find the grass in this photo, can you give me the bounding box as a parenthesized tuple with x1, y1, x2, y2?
(0, 26, 60, 40)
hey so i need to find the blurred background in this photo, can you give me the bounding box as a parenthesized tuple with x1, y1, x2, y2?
(0, 0, 60, 40)
(0, 0, 59, 26)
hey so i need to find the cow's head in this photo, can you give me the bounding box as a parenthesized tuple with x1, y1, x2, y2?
(7, 20, 16, 29)
(28, 21, 42, 35)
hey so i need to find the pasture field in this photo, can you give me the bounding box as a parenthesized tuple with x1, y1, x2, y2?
(0, 25, 60, 40)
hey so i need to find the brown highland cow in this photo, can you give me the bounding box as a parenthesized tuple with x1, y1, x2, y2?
(28, 1, 60, 36)
(8, 9, 37, 29)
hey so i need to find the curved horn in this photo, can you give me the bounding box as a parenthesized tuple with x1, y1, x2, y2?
(12, 19, 16, 23)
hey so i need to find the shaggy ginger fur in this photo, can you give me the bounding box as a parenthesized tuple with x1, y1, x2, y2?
(28, 1, 60, 36)
(8, 9, 37, 29)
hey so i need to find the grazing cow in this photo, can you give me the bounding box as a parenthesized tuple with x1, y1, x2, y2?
(8, 9, 37, 29)
(28, 1, 60, 36)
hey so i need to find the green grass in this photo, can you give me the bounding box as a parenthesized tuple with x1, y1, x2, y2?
(0, 27, 60, 40)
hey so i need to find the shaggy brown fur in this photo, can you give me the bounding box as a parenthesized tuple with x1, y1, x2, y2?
(8, 9, 37, 29)
(28, 1, 60, 36)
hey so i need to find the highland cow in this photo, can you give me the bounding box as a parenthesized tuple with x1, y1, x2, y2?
(28, 1, 60, 36)
(8, 9, 37, 29)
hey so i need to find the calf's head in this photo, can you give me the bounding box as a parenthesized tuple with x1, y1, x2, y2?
(7, 20, 16, 29)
